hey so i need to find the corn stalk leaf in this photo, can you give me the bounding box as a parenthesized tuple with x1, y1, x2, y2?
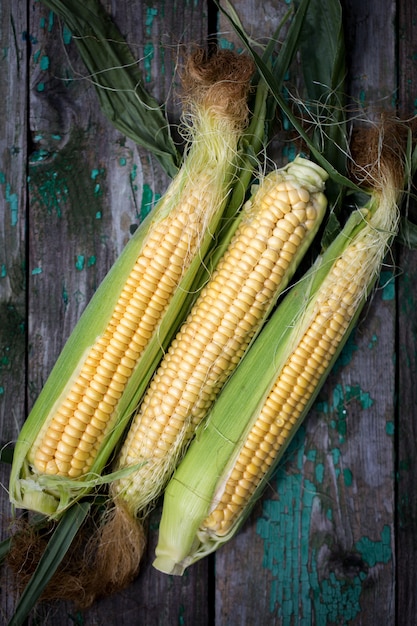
(7, 503, 91, 626)
(41, 0, 179, 177)
(294, 0, 348, 204)
(218, 0, 358, 194)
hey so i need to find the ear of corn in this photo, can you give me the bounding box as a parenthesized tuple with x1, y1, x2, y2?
(153, 175, 400, 575)
(9, 50, 255, 518)
(110, 156, 329, 517)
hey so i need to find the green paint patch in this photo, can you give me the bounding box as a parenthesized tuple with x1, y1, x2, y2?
(63, 25, 72, 45)
(257, 428, 316, 619)
(1, 265, 6, 278)
(386, 421, 394, 436)
(144, 42, 154, 82)
(145, 7, 158, 36)
(315, 463, 324, 484)
(87, 256, 96, 267)
(317, 383, 373, 443)
(37, 82, 45, 92)
(0, 172, 18, 226)
(140, 184, 160, 221)
(29, 131, 107, 229)
(48, 10, 54, 32)
(75, 255, 85, 271)
(379, 270, 395, 301)
(31, 267, 42, 275)
(40, 55, 50, 70)
(368, 333, 378, 349)
(311, 569, 365, 624)
(119, 157, 127, 166)
(62, 285, 69, 307)
(355, 525, 392, 568)
(218, 37, 235, 50)
(343, 468, 353, 487)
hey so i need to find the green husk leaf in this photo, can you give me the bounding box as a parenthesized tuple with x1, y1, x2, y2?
(294, 0, 348, 204)
(219, 0, 358, 194)
(41, 0, 179, 177)
(7, 502, 90, 626)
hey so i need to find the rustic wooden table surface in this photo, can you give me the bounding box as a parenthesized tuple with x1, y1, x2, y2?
(1, 0, 416, 624)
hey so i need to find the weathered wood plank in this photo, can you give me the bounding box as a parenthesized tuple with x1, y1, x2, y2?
(0, 2, 28, 623)
(1, 0, 416, 623)
(214, 0, 397, 623)
(396, 0, 417, 621)
(1, 1, 209, 624)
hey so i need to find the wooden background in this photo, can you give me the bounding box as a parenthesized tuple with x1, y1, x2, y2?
(0, 0, 416, 624)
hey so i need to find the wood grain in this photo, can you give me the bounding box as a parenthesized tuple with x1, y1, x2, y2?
(0, 0, 415, 624)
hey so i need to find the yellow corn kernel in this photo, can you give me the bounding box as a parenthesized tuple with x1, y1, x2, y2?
(112, 158, 328, 515)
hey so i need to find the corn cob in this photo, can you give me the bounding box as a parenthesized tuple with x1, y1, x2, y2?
(86, 156, 328, 599)
(9, 49, 254, 518)
(112, 156, 328, 512)
(153, 146, 403, 574)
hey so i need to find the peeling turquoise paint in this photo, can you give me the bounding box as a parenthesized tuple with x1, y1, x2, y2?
(283, 143, 297, 162)
(1, 265, 6, 278)
(315, 463, 324, 484)
(75, 255, 85, 271)
(40, 55, 50, 70)
(140, 183, 160, 220)
(87, 256, 96, 267)
(310, 566, 365, 624)
(219, 37, 235, 50)
(333, 330, 358, 372)
(256, 429, 317, 621)
(96, 211, 102, 220)
(144, 42, 154, 83)
(257, 426, 391, 622)
(379, 270, 395, 301)
(145, 7, 158, 36)
(31, 267, 42, 275)
(63, 25, 72, 45)
(48, 11, 54, 32)
(119, 157, 127, 166)
(386, 421, 394, 436)
(28, 167, 69, 217)
(368, 333, 378, 349)
(316, 383, 373, 427)
(62, 285, 69, 307)
(355, 525, 391, 567)
(0, 172, 18, 226)
(343, 468, 353, 487)
(37, 82, 45, 92)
